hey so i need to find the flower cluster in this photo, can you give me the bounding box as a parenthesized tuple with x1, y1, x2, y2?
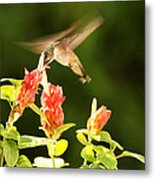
(16, 68, 42, 115)
(87, 99, 111, 134)
(40, 83, 65, 138)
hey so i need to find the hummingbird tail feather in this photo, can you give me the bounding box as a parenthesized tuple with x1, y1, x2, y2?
(79, 75, 91, 84)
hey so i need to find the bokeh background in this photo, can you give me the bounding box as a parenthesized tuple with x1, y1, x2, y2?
(0, 1, 145, 169)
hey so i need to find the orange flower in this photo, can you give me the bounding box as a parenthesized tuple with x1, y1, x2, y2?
(40, 83, 65, 138)
(16, 68, 42, 115)
(87, 98, 111, 134)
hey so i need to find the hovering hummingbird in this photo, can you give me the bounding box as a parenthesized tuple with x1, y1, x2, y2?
(18, 16, 104, 83)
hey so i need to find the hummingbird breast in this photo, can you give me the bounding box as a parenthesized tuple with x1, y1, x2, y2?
(53, 42, 75, 67)
(52, 42, 90, 83)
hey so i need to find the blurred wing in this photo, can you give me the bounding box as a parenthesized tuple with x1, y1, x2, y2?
(17, 41, 51, 54)
(64, 16, 104, 50)
(17, 20, 80, 54)
(17, 16, 103, 53)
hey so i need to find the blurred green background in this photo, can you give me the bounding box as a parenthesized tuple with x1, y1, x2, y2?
(0, 1, 145, 169)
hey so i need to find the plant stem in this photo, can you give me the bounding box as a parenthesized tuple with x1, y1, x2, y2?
(82, 134, 92, 167)
(47, 140, 56, 168)
(88, 135, 92, 144)
(51, 154, 56, 168)
(83, 159, 87, 166)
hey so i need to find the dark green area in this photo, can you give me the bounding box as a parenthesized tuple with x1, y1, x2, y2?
(0, 1, 145, 169)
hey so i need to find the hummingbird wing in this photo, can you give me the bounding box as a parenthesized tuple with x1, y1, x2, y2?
(17, 20, 81, 54)
(17, 16, 103, 54)
(63, 16, 104, 50)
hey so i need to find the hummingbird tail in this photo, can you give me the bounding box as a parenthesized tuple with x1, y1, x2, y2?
(79, 75, 91, 84)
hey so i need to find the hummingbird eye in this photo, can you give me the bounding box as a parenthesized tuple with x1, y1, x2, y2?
(44, 51, 53, 64)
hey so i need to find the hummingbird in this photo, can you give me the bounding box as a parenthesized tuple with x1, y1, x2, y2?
(18, 16, 104, 83)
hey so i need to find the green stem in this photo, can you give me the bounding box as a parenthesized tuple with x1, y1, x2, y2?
(88, 134, 92, 144)
(82, 135, 92, 167)
(116, 154, 123, 159)
(110, 143, 116, 153)
(7, 115, 14, 128)
(83, 159, 87, 166)
(51, 141, 56, 168)
(47, 140, 56, 168)
(51, 154, 56, 168)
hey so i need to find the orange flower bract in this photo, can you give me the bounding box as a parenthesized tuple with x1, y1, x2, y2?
(16, 68, 43, 115)
(40, 83, 65, 138)
(87, 104, 111, 134)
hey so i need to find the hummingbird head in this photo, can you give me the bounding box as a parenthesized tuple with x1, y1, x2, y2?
(43, 47, 55, 65)
(44, 41, 61, 65)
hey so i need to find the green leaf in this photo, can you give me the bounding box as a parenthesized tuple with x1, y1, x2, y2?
(76, 132, 88, 145)
(18, 135, 49, 149)
(55, 123, 76, 136)
(117, 150, 145, 163)
(33, 157, 67, 168)
(81, 145, 94, 162)
(0, 123, 5, 137)
(33, 157, 53, 168)
(3, 139, 19, 166)
(47, 141, 55, 158)
(93, 145, 110, 154)
(0, 141, 4, 166)
(92, 131, 112, 143)
(111, 140, 124, 151)
(80, 164, 90, 169)
(0, 85, 15, 102)
(0, 79, 23, 105)
(5, 126, 20, 141)
(92, 131, 123, 151)
(55, 139, 68, 156)
(76, 129, 88, 134)
(16, 155, 32, 167)
(97, 153, 118, 169)
(90, 163, 105, 169)
(0, 78, 23, 86)
(29, 103, 48, 123)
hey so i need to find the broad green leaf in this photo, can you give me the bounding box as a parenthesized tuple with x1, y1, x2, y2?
(0, 123, 5, 137)
(16, 155, 32, 167)
(18, 135, 49, 149)
(0, 141, 4, 166)
(90, 164, 105, 169)
(93, 145, 110, 154)
(81, 145, 94, 162)
(0, 78, 23, 86)
(80, 164, 89, 169)
(3, 139, 19, 166)
(0, 85, 15, 102)
(0, 79, 23, 105)
(111, 140, 124, 151)
(117, 150, 145, 163)
(76, 132, 88, 145)
(92, 131, 112, 143)
(33, 157, 67, 168)
(33, 157, 53, 168)
(55, 139, 68, 156)
(55, 123, 76, 136)
(97, 153, 118, 169)
(29, 103, 48, 123)
(76, 129, 88, 134)
(47, 140, 68, 158)
(5, 126, 20, 141)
